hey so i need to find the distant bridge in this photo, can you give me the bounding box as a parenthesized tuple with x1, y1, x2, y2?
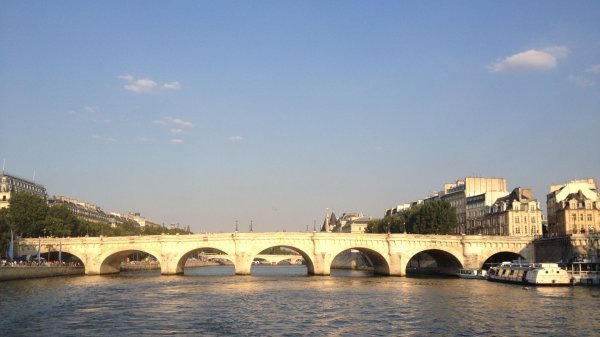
(199, 253, 303, 265)
(18, 232, 535, 276)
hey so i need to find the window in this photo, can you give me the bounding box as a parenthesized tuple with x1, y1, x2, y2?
(515, 225, 520, 234)
(572, 214, 577, 221)
(531, 216, 536, 224)
(524, 225, 528, 234)
(515, 216, 520, 224)
(587, 214, 593, 222)
(524, 216, 528, 224)
(531, 226, 536, 234)
(580, 214, 584, 221)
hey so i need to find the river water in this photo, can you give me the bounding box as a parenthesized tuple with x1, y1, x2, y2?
(1, 266, 598, 336)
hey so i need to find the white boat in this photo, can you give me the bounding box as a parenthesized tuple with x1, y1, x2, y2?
(457, 268, 487, 279)
(488, 262, 571, 286)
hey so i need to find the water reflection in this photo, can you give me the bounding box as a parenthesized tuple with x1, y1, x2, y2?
(1, 267, 599, 336)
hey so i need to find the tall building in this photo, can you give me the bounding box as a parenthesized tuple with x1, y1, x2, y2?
(440, 177, 507, 234)
(547, 178, 600, 237)
(465, 190, 509, 235)
(481, 187, 543, 236)
(0, 172, 47, 209)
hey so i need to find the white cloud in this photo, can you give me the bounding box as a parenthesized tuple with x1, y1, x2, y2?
(118, 74, 134, 81)
(124, 78, 158, 93)
(568, 74, 594, 87)
(229, 135, 244, 142)
(586, 64, 600, 75)
(169, 118, 194, 128)
(92, 135, 117, 144)
(83, 106, 100, 113)
(170, 128, 183, 134)
(163, 81, 181, 90)
(118, 74, 181, 93)
(136, 137, 154, 144)
(170, 139, 184, 144)
(153, 119, 168, 125)
(488, 46, 569, 73)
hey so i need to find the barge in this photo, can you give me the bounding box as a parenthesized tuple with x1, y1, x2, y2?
(488, 262, 571, 286)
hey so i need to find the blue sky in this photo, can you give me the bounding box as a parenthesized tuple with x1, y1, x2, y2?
(1, 1, 599, 232)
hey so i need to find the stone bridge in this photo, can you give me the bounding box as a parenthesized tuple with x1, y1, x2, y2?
(17, 232, 535, 276)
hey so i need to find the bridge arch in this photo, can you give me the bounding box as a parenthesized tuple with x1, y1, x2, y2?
(29, 243, 86, 269)
(480, 251, 526, 269)
(98, 248, 163, 275)
(249, 244, 315, 275)
(329, 246, 390, 275)
(175, 246, 236, 274)
(404, 248, 464, 276)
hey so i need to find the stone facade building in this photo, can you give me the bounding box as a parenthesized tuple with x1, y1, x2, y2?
(481, 187, 543, 236)
(48, 195, 114, 224)
(440, 177, 507, 234)
(465, 191, 509, 235)
(547, 178, 599, 237)
(0, 172, 47, 209)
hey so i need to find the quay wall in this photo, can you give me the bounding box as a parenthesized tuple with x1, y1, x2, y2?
(0, 267, 84, 282)
(535, 235, 600, 263)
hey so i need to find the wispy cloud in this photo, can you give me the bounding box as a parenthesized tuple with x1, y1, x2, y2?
(170, 128, 183, 134)
(136, 137, 154, 144)
(92, 135, 118, 144)
(229, 135, 244, 142)
(163, 81, 181, 90)
(170, 139, 184, 144)
(170, 118, 194, 128)
(118, 74, 181, 93)
(153, 117, 194, 128)
(568, 74, 594, 87)
(488, 46, 569, 73)
(586, 64, 600, 75)
(83, 106, 100, 113)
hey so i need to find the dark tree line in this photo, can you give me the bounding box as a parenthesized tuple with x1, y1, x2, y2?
(1, 192, 190, 257)
(367, 200, 458, 234)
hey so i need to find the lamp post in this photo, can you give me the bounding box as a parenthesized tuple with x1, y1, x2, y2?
(250, 220, 253, 232)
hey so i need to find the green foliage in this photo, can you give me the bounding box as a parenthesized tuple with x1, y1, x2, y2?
(8, 192, 48, 237)
(1, 191, 192, 257)
(44, 204, 79, 237)
(0, 208, 10, 256)
(367, 200, 457, 234)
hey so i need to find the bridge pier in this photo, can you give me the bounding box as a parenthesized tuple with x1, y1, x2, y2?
(312, 252, 332, 276)
(387, 253, 405, 276)
(235, 252, 252, 275)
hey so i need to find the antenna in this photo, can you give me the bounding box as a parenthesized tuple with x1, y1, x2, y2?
(33, 169, 36, 182)
(2, 159, 5, 173)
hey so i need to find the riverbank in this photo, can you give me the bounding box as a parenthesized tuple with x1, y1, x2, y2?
(0, 266, 84, 281)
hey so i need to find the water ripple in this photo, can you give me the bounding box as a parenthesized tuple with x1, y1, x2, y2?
(1, 267, 599, 336)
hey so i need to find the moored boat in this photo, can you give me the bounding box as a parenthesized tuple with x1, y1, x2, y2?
(488, 262, 571, 286)
(457, 268, 487, 279)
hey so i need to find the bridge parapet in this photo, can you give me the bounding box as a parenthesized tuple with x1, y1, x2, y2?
(17, 233, 536, 276)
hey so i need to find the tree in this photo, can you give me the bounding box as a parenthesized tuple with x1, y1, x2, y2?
(8, 192, 49, 237)
(0, 208, 11, 257)
(367, 201, 457, 234)
(407, 201, 457, 234)
(44, 204, 80, 237)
